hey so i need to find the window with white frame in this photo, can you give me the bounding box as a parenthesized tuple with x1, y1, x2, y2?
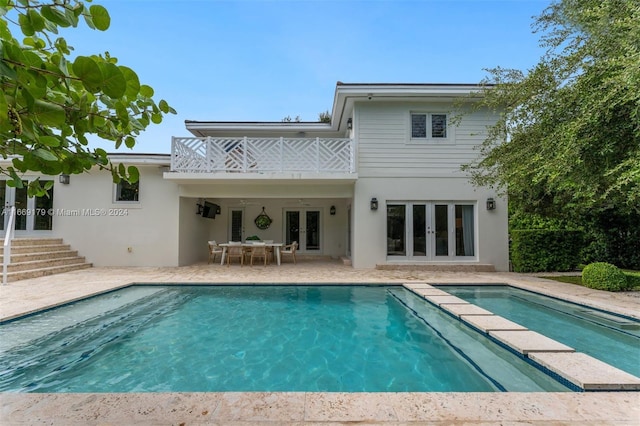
(411, 113, 448, 140)
(114, 180, 139, 203)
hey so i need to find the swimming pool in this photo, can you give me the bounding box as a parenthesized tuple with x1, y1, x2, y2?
(0, 285, 569, 393)
(437, 285, 640, 377)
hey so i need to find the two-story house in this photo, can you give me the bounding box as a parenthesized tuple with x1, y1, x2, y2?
(1, 83, 508, 271)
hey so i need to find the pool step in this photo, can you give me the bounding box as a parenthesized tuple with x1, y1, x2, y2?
(377, 263, 495, 272)
(1, 238, 92, 282)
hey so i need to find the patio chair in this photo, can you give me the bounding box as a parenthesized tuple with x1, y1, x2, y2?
(250, 242, 269, 266)
(226, 243, 245, 267)
(281, 241, 298, 264)
(208, 240, 223, 264)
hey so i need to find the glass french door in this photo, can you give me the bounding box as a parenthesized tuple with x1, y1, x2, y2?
(387, 202, 475, 260)
(285, 209, 321, 253)
(1, 180, 54, 235)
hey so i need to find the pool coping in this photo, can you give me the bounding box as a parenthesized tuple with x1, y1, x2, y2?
(1, 266, 639, 424)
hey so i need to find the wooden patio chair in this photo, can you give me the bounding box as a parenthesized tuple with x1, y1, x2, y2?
(226, 243, 245, 267)
(281, 241, 298, 264)
(208, 240, 223, 264)
(250, 243, 269, 266)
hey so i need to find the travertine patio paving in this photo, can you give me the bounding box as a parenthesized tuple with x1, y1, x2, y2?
(1, 259, 639, 424)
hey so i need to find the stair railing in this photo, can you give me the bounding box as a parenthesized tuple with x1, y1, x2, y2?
(3, 206, 16, 285)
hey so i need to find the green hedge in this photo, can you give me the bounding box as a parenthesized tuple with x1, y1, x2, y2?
(511, 230, 583, 272)
(624, 270, 640, 289)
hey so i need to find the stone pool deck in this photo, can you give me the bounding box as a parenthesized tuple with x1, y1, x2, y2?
(1, 259, 639, 425)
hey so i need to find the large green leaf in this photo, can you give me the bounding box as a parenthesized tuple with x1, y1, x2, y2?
(100, 62, 126, 98)
(31, 99, 66, 126)
(27, 9, 45, 32)
(18, 12, 34, 36)
(140, 85, 154, 98)
(89, 5, 110, 31)
(39, 136, 61, 147)
(120, 66, 140, 101)
(33, 148, 58, 161)
(72, 56, 102, 92)
(41, 5, 72, 28)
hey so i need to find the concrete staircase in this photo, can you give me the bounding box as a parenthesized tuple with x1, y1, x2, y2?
(1, 238, 92, 282)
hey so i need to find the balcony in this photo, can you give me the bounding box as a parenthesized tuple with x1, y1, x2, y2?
(171, 137, 355, 175)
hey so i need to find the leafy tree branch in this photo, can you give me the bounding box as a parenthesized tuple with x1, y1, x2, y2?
(1, 0, 176, 196)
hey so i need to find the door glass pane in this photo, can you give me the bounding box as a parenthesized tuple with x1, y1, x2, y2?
(456, 205, 475, 256)
(435, 204, 448, 256)
(387, 205, 405, 256)
(34, 182, 53, 231)
(14, 182, 28, 231)
(305, 211, 320, 251)
(412, 204, 426, 256)
(231, 210, 243, 242)
(0, 181, 5, 231)
(286, 211, 300, 246)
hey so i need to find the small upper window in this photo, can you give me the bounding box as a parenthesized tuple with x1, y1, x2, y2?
(115, 180, 139, 202)
(431, 114, 447, 138)
(411, 113, 448, 140)
(411, 114, 427, 138)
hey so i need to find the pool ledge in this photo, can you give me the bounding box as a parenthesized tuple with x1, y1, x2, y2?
(403, 283, 640, 392)
(2, 392, 640, 424)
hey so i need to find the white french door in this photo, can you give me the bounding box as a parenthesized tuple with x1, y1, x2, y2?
(1, 180, 54, 235)
(387, 202, 475, 260)
(284, 209, 321, 253)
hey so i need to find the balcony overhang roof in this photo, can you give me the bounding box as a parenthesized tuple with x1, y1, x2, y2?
(185, 82, 489, 137)
(163, 171, 357, 185)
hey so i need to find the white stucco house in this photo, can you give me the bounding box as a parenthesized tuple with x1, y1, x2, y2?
(1, 83, 508, 271)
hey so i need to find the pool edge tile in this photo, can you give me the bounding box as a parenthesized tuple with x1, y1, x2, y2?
(489, 330, 575, 355)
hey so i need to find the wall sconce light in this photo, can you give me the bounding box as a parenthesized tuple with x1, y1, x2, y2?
(330, 205, 336, 216)
(486, 197, 496, 210)
(347, 118, 353, 130)
(59, 174, 70, 185)
(370, 197, 378, 211)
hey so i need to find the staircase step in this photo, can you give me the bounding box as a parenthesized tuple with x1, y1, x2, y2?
(7, 256, 88, 272)
(1, 250, 78, 263)
(7, 263, 93, 282)
(8, 238, 63, 247)
(1, 244, 71, 255)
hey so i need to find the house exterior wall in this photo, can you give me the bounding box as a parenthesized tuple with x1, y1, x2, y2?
(350, 177, 508, 270)
(53, 165, 180, 267)
(350, 101, 509, 270)
(355, 101, 496, 177)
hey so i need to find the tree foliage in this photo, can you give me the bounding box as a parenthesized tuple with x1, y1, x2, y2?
(465, 0, 640, 216)
(1, 0, 175, 196)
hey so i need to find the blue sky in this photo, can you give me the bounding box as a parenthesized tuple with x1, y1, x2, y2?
(63, 0, 551, 154)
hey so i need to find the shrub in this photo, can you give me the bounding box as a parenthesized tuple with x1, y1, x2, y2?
(510, 230, 583, 272)
(582, 262, 630, 291)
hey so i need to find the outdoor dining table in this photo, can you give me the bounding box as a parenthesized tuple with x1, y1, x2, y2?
(218, 242, 284, 266)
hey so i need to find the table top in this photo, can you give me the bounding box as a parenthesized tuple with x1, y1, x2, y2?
(219, 242, 283, 247)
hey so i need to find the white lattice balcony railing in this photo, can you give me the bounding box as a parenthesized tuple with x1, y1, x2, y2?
(171, 137, 355, 174)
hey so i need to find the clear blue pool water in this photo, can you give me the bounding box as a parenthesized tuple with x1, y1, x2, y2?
(0, 285, 570, 393)
(437, 285, 640, 377)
